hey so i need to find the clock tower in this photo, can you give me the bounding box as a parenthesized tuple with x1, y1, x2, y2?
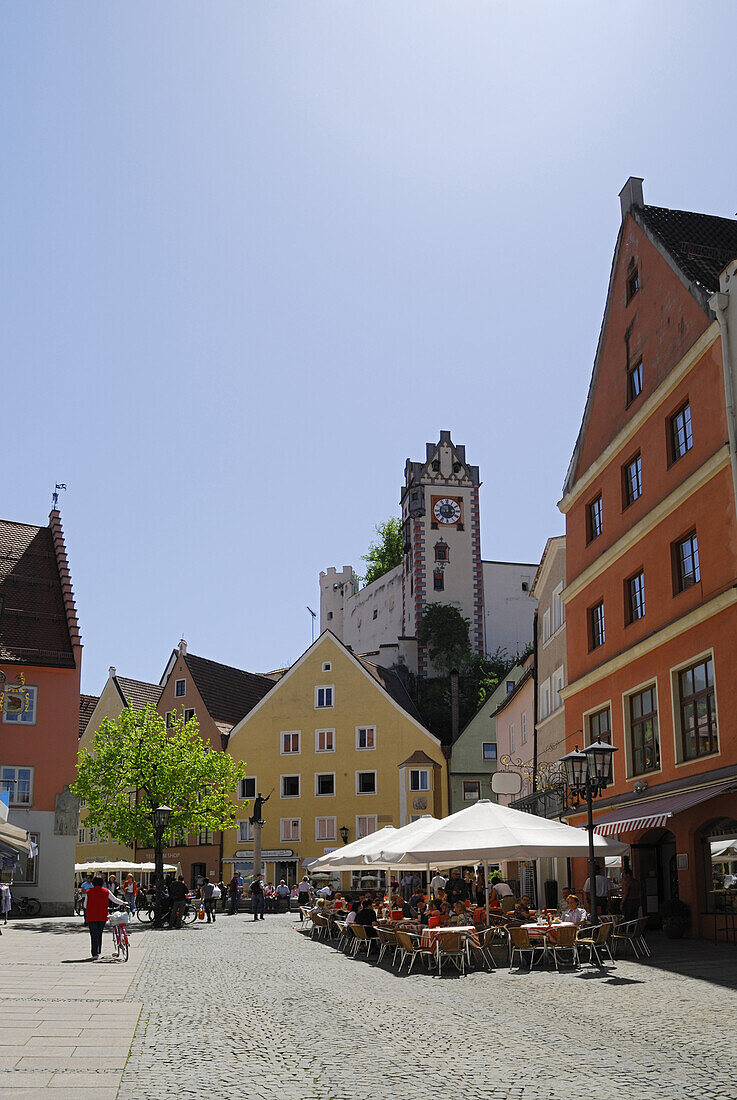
(401, 431, 485, 676)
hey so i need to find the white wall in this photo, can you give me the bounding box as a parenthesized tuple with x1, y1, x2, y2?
(10, 808, 75, 916)
(483, 561, 537, 659)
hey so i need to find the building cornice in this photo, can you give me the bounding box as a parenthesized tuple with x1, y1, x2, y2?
(561, 445, 730, 605)
(561, 586, 737, 700)
(558, 322, 720, 514)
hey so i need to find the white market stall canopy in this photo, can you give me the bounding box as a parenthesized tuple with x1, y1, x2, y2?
(711, 837, 737, 859)
(75, 860, 179, 873)
(0, 819, 32, 857)
(364, 799, 628, 867)
(308, 819, 440, 873)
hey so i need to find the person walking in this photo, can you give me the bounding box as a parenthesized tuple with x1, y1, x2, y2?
(228, 874, 241, 915)
(122, 875, 138, 914)
(621, 869, 642, 922)
(250, 874, 266, 921)
(85, 876, 126, 960)
(297, 876, 312, 911)
(168, 875, 189, 928)
(202, 878, 218, 923)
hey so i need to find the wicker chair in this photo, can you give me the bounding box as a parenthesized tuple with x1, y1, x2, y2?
(474, 926, 498, 971)
(611, 917, 650, 959)
(334, 920, 351, 952)
(436, 931, 467, 977)
(548, 923, 579, 970)
(576, 921, 615, 966)
(394, 929, 435, 973)
(508, 926, 545, 971)
(349, 922, 374, 957)
(376, 926, 399, 966)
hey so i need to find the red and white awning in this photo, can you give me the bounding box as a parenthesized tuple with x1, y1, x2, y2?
(593, 780, 736, 837)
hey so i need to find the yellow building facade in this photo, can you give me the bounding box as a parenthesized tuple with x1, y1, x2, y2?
(224, 632, 448, 889)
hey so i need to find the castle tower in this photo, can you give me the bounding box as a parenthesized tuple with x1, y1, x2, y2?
(401, 431, 485, 676)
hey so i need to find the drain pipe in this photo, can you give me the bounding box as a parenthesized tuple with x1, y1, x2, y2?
(710, 262, 737, 516)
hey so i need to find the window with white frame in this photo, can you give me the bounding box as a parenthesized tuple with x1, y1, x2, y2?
(356, 771, 377, 795)
(165, 711, 175, 728)
(183, 708, 195, 723)
(238, 820, 254, 843)
(315, 728, 335, 752)
(356, 726, 376, 750)
(175, 679, 186, 697)
(238, 777, 256, 800)
(315, 773, 335, 796)
(88, 826, 98, 844)
(542, 609, 551, 643)
(281, 731, 300, 754)
(198, 829, 214, 845)
(552, 583, 564, 633)
(521, 712, 527, 744)
(409, 769, 429, 791)
(509, 724, 516, 753)
(356, 814, 377, 838)
(78, 827, 85, 844)
(539, 680, 551, 720)
(281, 818, 301, 842)
(322, 662, 332, 672)
(0, 766, 33, 806)
(2, 685, 38, 725)
(281, 775, 300, 798)
(316, 816, 336, 841)
(463, 780, 481, 801)
(552, 666, 565, 711)
(315, 685, 334, 708)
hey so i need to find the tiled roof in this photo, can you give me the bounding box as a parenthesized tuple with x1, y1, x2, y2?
(355, 656, 424, 723)
(79, 694, 99, 739)
(114, 677, 163, 711)
(636, 204, 737, 295)
(491, 666, 534, 717)
(184, 653, 275, 728)
(399, 749, 440, 767)
(0, 517, 76, 667)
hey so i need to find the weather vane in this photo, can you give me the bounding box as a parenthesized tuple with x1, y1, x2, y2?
(52, 483, 67, 509)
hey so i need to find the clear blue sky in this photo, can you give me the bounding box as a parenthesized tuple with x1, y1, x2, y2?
(3, 3, 736, 693)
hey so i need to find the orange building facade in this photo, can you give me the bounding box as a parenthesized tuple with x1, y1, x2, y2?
(560, 179, 737, 938)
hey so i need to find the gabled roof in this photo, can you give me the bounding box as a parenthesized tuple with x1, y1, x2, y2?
(355, 655, 423, 723)
(491, 666, 534, 717)
(636, 204, 737, 298)
(183, 652, 275, 728)
(529, 535, 565, 600)
(79, 694, 99, 739)
(113, 676, 162, 711)
(0, 512, 79, 668)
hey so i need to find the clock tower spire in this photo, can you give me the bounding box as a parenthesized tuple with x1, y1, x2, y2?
(401, 430, 485, 677)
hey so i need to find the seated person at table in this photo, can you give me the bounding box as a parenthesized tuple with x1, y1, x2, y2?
(345, 902, 359, 924)
(434, 887, 448, 910)
(515, 895, 533, 920)
(448, 901, 469, 926)
(560, 894, 588, 926)
(438, 902, 452, 926)
(445, 868, 471, 907)
(409, 890, 425, 910)
(413, 899, 430, 925)
(355, 899, 379, 938)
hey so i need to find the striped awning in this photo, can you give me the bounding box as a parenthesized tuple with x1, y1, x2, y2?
(593, 780, 737, 837)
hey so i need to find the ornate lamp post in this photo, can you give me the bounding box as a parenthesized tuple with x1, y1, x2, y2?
(559, 741, 617, 926)
(339, 825, 349, 845)
(151, 805, 172, 925)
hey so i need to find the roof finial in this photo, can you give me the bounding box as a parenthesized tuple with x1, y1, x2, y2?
(52, 483, 67, 510)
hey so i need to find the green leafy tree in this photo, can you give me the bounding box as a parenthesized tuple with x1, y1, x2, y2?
(361, 517, 403, 587)
(417, 602, 472, 675)
(72, 705, 246, 847)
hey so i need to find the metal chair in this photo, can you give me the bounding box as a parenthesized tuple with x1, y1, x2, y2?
(376, 926, 399, 966)
(349, 922, 375, 957)
(576, 921, 615, 966)
(548, 923, 579, 970)
(475, 926, 498, 971)
(310, 913, 329, 940)
(611, 917, 650, 959)
(508, 926, 545, 971)
(394, 929, 435, 973)
(334, 919, 351, 952)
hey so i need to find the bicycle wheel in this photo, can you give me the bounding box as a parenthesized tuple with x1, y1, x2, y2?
(24, 899, 41, 917)
(183, 905, 198, 925)
(119, 927, 129, 961)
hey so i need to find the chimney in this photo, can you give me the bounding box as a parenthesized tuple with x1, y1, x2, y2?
(108, 666, 116, 678)
(619, 177, 644, 220)
(178, 638, 187, 656)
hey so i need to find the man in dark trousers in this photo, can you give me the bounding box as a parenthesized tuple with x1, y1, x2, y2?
(250, 874, 266, 921)
(168, 875, 189, 928)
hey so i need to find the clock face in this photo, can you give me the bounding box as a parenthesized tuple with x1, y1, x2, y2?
(432, 497, 462, 525)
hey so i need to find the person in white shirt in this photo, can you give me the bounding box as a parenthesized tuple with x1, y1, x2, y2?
(583, 867, 613, 914)
(345, 903, 358, 924)
(491, 880, 513, 901)
(560, 893, 588, 926)
(318, 884, 332, 898)
(430, 872, 446, 898)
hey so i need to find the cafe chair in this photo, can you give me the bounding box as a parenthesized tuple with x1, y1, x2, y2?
(576, 921, 615, 966)
(437, 931, 466, 977)
(508, 926, 545, 972)
(611, 917, 651, 959)
(394, 929, 435, 973)
(376, 926, 399, 966)
(475, 926, 498, 971)
(549, 923, 579, 970)
(349, 922, 374, 958)
(334, 920, 351, 952)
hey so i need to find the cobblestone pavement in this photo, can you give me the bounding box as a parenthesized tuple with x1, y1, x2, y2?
(117, 913, 737, 1100)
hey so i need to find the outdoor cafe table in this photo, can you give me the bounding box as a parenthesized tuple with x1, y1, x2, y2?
(421, 925, 480, 959)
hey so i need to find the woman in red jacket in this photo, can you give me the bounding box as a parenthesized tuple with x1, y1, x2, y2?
(85, 877, 126, 960)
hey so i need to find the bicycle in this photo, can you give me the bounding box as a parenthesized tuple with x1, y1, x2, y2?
(109, 911, 129, 961)
(9, 893, 41, 918)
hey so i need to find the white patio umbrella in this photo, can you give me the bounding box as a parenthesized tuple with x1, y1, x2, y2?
(365, 799, 627, 921)
(308, 826, 399, 873)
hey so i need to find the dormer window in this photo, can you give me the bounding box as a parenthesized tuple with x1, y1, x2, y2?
(431, 460, 440, 472)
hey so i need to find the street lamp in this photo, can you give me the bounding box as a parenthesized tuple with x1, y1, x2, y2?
(151, 805, 172, 925)
(559, 741, 617, 926)
(339, 825, 349, 845)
